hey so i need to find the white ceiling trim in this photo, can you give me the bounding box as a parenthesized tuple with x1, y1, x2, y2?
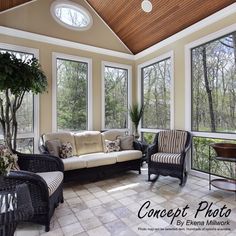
(0, 0, 38, 15)
(134, 3, 236, 60)
(0, 26, 134, 60)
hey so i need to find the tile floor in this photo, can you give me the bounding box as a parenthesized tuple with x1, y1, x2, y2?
(15, 164, 236, 236)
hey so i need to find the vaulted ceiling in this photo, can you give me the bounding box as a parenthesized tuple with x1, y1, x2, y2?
(0, 0, 235, 54)
(86, 0, 235, 54)
(0, 0, 31, 12)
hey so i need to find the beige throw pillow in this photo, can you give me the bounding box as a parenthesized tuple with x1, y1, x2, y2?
(60, 142, 73, 159)
(117, 135, 134, 150)
(45, 139, 61, 157)
(105, 139, 120, 153)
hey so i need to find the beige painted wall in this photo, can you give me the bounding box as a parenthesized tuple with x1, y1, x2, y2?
(135, 13, 236, 130)
(0, 34, 134, 133)
(0, 0, 131, 54)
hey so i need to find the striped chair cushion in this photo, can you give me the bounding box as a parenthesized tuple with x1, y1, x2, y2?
(151, 153, 182, 164)
(158, 130, 187, 153)
(37, 171, 63, 196)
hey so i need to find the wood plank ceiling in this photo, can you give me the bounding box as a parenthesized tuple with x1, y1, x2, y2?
(0, 0, 235, 54)
(0, 0, 32, 12)
(86, 0, 235, 54)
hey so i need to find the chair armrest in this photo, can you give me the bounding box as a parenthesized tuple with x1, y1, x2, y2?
(133, 140, 149, 154)
(147, 143, 158, 162)
(38, 144, 49, 154)
(14, 151, 64, 173)
(4, 170, 49, 202)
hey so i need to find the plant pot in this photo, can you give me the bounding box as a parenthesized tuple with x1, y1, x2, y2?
(134, 127, 140, 140)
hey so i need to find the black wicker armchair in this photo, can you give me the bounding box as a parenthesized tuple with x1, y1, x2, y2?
(2, 152, 64, 232)
(147, 130, 192, 186)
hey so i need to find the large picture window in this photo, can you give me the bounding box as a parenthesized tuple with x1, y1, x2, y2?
(102, 62, 132, 130)
(0, 44, 39, 153)
(138, 52, 174, 143)
(52, 53, 92, 131)
(191, 33, 236, 133)
(186, 28, 236, 178)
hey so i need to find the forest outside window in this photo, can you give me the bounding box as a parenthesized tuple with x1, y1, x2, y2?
(55, 57, 89, 131)
(102, 62, 132, 130)
(0, 46, 39, 153)
(190, 30, 236, 177)
(139, 52, 173, 143)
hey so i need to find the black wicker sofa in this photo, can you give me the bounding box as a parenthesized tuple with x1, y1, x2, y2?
(39, 130, 144, 182)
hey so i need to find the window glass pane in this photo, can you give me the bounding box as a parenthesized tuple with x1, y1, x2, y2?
(104, 66, 128, 129)
(56, 58, 88, 131)
(141, 132, 156, 144)
(142, 58, 171, 129)
(192, 136, 235, 178)
(191, 32, 236, 133)
(16, 138, 34, 154)
(55, 7, 89, 27)
(0, 49, 34, 138)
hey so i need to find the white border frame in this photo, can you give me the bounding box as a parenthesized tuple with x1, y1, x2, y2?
(50, 0, 93, 31)
(185, 23, 236, 178)
(52, 52, 93, 131)
(0, 43, 40, 152)
(101, 61, 132, 131)
(137, 51, 175, 134)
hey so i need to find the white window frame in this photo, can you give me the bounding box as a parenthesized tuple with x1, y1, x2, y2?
(0, 43, 40, 152)
(137, 51, 175, 135)
(101, 61, 132, 131)
(185, 23, 236, 178)
(52, 52, 93, 131)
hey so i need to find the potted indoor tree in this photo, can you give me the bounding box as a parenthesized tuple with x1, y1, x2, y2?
(129, 103, 144, 139)
(0, 52, 47, 151)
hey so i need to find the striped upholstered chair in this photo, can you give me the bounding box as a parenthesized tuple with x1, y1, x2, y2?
(147, 130, 192, 186)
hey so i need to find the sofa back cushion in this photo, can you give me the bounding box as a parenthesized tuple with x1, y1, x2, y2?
(45, 139, 61, 157)
(158, 130, 187, 153)
(74, 131, 103, 156)
(43, 132, 76, 155)
(117, 135, 134, 150)
(101, 130, 125, 151)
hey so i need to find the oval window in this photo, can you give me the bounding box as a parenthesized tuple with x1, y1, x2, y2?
(51, 0, 93, 31)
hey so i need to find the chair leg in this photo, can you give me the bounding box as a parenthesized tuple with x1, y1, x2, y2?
(45, 224, 50, 232)
(179, 171, 188, 186)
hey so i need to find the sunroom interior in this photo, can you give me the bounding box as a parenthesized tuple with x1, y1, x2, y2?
(0, 0, 236, 235)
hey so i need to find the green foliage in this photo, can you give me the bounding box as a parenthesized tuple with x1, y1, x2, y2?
(192, 137, 235, 178)
(142, 132, 155, 144)
(104, 67, 128, 129)
(0, 52, 47, 149)
(142, 58, 171, 129)
(192, 33, 236, 132)
(0, 52, 47, 95)
(129, 103, 144, 129)
(56, 59, 87, 131)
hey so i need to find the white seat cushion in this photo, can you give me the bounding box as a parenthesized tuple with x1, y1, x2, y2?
(79, 152, 117, 168)
(62, 156, 86, 171)
(151, 153, 181, 164)
(116, 150, 142, 162)
(37, 171, 63, 196)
